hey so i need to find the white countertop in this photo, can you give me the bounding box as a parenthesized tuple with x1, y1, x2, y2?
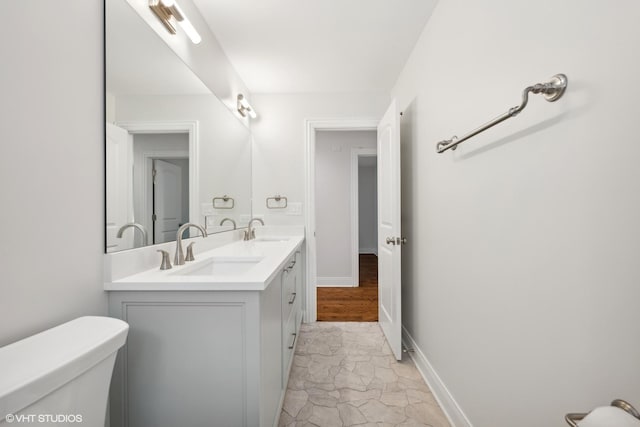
(104, 235, 304, 291)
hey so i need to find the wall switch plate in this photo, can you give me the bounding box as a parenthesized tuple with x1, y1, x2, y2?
(286, 202, 302, 215)
(204, 215, 215, 230)
(201, 203, 214, 216)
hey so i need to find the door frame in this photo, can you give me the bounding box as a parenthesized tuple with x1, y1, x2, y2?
(116, 121, 199, 238)
(350, 148, 378, 288)
(304, 118, 379, 323)
(106, 123, 134, 252)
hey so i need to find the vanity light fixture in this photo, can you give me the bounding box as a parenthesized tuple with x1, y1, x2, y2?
(237, 94, 257, 119)
(149, 0, 202, 45)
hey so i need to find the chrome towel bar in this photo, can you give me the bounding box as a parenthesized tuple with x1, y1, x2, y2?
(436, 73, 568, 153)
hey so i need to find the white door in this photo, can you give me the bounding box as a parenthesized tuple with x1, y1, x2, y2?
(106, 123, 133, 252)
(377, 100, 403, 360)
(153, 159, 183, 243)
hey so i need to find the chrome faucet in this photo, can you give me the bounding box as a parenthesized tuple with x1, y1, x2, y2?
(174, 223, 207, 265)
(117, 223, 149, 246)
(244, 218, 264, 241)
(219, 218, 237, 229)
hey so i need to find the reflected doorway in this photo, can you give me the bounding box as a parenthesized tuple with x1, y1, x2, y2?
(132, 132, 189, 246)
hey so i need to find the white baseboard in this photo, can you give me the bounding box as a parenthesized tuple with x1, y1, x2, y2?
(359, 248, 378, 256)
(316, 276, 356, 287)
(401, 326, 473, 427)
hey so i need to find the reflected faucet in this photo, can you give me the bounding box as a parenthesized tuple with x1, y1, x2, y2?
(244, 218, 264, 241)
(175, 223, 207, 265)
(219, 218, 237, 229)
(117, 223, 149, 246)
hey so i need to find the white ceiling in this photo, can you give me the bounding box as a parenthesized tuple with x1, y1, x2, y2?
(192, 0, 438, 94)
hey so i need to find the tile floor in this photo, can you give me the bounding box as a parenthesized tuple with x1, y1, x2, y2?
(279, 322, 450, 427)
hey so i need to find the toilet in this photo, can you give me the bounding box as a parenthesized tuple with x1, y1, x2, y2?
(0, 316, 128, 426)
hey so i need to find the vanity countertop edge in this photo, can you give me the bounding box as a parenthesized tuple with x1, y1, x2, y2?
(104, 235, 304, 292)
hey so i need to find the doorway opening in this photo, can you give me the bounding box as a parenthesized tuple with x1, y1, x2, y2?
(356, 154, 379, 314)
(313, 130, 378, 321)
(303, 119, 379, 323)
(132, 132, 189, 245)
(305, 102, 402, 358)
(355, 153, 378, 286)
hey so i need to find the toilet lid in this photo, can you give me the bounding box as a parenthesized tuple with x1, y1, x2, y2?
(0, 316, 128, 419)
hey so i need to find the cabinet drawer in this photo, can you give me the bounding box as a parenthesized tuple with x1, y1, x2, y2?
(281, 256, 297, 321)
(292, 251, 301, 296)
(282, 309, 298, 387)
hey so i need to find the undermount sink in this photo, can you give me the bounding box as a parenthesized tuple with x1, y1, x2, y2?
(253, 237, 289, 242)
(171, 257, 263, 277)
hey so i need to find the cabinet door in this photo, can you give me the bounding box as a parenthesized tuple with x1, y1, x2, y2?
(281, 309, 298, 388)
(120, 303, 247, 427)
(261, 273, 283, 427)
(281, 255, 297, 322)
(281, 252, 302, 388)
(293, 251, 301, 323)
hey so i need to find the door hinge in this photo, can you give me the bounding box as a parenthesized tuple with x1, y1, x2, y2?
(152, 214, 157, 222)
(152, 168, 157, 184)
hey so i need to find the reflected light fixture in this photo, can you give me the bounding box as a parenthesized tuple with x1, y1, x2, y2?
(149, 0, 202, 45)
(237, 94, 257, 119)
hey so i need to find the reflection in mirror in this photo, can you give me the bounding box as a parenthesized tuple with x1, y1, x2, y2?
(105, 0, 252, 253)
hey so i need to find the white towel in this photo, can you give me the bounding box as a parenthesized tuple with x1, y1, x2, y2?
(579, 406, 640, 427)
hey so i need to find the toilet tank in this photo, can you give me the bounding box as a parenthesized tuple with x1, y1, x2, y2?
(0, 316, 129, 426)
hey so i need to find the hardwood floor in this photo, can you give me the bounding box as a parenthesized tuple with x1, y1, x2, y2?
(317, 254, 378, 321)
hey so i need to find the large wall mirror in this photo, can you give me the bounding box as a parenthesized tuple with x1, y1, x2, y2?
(105, 0, 252, 252)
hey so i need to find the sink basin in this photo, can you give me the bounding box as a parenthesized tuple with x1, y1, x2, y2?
(253, 237, 289, 242)
(171, 257, 263, 277)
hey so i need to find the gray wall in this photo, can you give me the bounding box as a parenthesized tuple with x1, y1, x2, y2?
(0, 0, 106, 346)
(393, 0, 640, 425)
(358, 162, 377, 254)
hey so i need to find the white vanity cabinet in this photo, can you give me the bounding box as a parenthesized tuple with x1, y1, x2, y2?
(281, 250, 302, 387)
(107, 244, 304, 427)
